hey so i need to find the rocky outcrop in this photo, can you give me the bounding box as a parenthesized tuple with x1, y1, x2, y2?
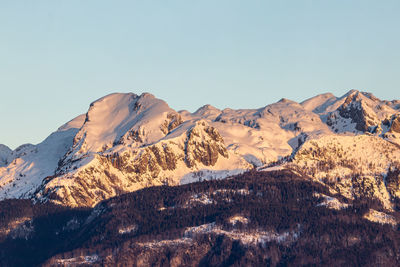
(291, 135, 400, 210)
(313, 90, 397, 136)
(35, 120, 232, 207)
(389, 115, 400, 133)
(337, 94, 372, 132)
(185, 121, 228, 168)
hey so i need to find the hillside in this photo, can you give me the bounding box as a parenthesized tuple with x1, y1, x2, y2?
(0, 170, 398, 266)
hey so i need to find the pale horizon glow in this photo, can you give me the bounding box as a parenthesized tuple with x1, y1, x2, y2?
(1, 0, 399, 149)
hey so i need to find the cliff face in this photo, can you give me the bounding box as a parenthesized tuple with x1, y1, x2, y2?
(36, 120, 234, 207)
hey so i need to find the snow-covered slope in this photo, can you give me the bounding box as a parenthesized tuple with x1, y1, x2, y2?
(290, 134, 400, 210)
(202, 98, 332, 166)
(36, 118, 249, 207)
(0, 114, 85, 200)
(0, 145, 12, 167)
(33, 93, 250, 207)
(1, 90, 399, 207)
(303, 90, 398, 135)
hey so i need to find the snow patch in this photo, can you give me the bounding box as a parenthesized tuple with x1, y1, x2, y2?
(184, 223, 300, 246)
(314, 193, 349, 210)
(0, 144, 13, 167)
(0, 114, 84, 200)
(180, 169, 246, 184)
(229, 215, 249, 225)
(363, 209, 397, 226)
(258, 164, 286, 172)
(186, 193, 213, 206)
(136, 238, 193, 248)
(118, 225, 138, 235)
(55, 254, 99, 265)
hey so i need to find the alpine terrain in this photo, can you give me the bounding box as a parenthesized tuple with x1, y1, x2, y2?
(1, 90, 400, 266)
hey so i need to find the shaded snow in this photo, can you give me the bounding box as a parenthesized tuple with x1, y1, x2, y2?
(0, 144, 12, 167)
(118, 225, 138, 235)
(184, 223, 300, 246)
(180, 169, 246, 184)
(186, 193, 213, 206)
(314, 193, 349, 210)
(258, 164, 286, 172)
(136, 238, 193, 248)
(55, 254, 99, 265)
(213, 188, 250, 196)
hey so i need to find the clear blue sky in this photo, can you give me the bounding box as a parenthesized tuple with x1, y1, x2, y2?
(1, 0, 399, 149)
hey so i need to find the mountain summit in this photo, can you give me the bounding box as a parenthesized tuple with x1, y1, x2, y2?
(1, 90, 400, 207)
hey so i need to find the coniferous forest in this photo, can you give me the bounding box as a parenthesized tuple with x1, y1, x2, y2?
(0, 170, 399, 266)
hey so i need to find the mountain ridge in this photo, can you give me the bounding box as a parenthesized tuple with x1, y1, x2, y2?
(1, 89, 400, 208)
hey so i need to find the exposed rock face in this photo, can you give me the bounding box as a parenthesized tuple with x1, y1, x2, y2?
(35, 119, 233, 207)
(160, 113, 183, 135)
(313, 90, 397, 136)
(291, 135, 400, 210)
(337, 94, 371, 131)
(325, 91, 378, 132)
(0, 115, 85, 201)
(185, 121, 228, 168)
(389, 115, 400, 133)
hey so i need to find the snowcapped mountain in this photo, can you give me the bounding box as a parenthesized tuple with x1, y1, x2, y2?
(1, 90, 399, 207)
(303, 90, 399, 135)
(0, 114, 85, 200)
(34, 93, 249, 207)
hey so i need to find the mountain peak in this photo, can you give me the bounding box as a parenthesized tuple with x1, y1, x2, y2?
(64, 92, 177, 160)
(278, 98, 295, 103)
(139, 92, 156, 99)
(300, 92, 337, 113)
(195, 104, 218, 112)
(343, 89, 360, 97)
(341, 89, 381, 102)
(193, 104, 221, 120)
(90, 92, 138, 106)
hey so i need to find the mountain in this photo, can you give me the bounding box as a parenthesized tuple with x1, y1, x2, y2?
(303, 90, 399, 136)
(34, 93, 248, 207)
(1, 90, 400, 208)
(0, 115, 85, 200)
(1, 90, 400, 266)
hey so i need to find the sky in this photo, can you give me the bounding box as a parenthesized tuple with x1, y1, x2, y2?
(1, 0, 399, 149)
